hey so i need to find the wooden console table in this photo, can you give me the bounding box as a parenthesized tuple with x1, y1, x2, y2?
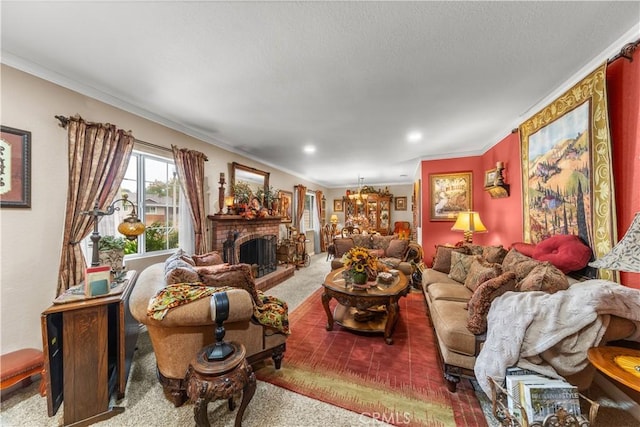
(41, 270, 139, 426)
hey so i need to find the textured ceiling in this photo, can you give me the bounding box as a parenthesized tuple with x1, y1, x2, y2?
(2, 1, 639, 188)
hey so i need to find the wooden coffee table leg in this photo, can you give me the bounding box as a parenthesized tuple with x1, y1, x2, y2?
(384, 300, 400, 345)
(321, 291, 334, 331)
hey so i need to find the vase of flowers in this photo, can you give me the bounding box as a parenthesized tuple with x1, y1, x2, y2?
(343, 246, 378, 286)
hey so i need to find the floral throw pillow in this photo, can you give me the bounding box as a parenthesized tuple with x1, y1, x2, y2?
(467, 272, 517, 335)
(502, 249, 540, 281)
(432, 245, 468, 274)
(448, 252, 480, 283)
(517, 262, 569, 293)
(482, 245, 508, 264)
(464, 259, 502, 292)
(192, 251, 224, 266)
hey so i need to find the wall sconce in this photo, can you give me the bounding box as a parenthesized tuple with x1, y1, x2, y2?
(451, 211, 487, 243)
(83, 194, 145, 267)
(485, 161, 510, 198)
(225, 195, 236, 215)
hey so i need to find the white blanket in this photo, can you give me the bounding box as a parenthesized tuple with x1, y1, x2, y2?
(475, 280, 640, 396)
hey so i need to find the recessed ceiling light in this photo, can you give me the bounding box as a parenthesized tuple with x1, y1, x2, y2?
(303, 145, 316, 154)
(407, 131, 423, 143)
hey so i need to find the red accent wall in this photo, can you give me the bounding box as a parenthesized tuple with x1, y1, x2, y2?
(421, 48, 640, 288)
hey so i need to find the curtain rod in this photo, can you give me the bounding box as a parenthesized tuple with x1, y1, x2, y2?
(608, 38, 639, 64)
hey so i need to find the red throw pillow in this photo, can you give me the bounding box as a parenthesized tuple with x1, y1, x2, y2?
(532, 234, 592, 274)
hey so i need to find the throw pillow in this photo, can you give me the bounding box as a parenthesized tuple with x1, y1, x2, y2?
(464, 259, 503, 292)
(511, 242, 537, 257)
(386, 239, 409, 258)
(165, 257, 200, 285)
(334, 238, 355, 257)
(467, 272, 518, 335)
(352, 234, 372, 248)
(532, 234, 592, 273)
(371, 234, 395, 252)
(448, 252, 480, 283)
(199, 263, 262, 306)
(192, 251, 224, 266)
(482, 245, 508, 264)
(432, 245, 468, 274)
(502, 249, 540, 281)
(463, 243, 484, 256)
(517, 261, 570, 293)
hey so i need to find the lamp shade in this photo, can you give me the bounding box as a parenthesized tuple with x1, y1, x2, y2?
(330, 214, 339, 224)
(451, 211, 487, 243)
(224, 195, 235, 206)
(589, 212, 640, 273)
(118, 215, 146, 240)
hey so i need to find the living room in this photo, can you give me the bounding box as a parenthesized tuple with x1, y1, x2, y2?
(2, 2, 640, 426)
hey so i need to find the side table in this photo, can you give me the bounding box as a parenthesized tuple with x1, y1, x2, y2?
(186, 342, 256, 427)
(587, 346, 640, 392)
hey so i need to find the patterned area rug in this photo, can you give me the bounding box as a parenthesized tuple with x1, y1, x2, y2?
(256, 288, 488, 427)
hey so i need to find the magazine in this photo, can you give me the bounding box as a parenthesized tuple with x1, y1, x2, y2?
(520, 381, 581, 423)
(84, 265, 111, 297)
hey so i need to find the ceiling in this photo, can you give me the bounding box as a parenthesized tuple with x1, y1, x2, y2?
(2, 2, 639, 188)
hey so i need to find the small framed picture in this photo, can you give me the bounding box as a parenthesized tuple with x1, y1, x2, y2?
(0, 126, 31, 208)
(395, 196, 407, 211)
(333, 199, 343, 212)
(484, 168, 497, 187)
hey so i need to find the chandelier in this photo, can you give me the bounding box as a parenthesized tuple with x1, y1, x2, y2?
(347, 175, 368, 205)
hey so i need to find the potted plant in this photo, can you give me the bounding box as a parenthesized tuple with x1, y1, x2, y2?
(232, 181, 253, 208)
(98, 235, 126, 273)
(257, 186, 279, 214)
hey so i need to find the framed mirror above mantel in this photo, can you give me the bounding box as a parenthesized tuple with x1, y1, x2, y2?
(230, 162, 270, 203)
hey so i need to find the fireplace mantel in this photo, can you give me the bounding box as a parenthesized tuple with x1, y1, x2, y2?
(207, 214, 283, 253)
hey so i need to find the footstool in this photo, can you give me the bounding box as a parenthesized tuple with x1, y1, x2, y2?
(186, 342, 256, 427)
(0, 348, 45, 396)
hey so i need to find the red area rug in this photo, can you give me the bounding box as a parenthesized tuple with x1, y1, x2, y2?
(256, 288, 487, 427)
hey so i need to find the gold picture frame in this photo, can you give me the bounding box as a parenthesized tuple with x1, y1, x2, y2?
(278, 190, 293, 223)
(395, 196, 407, 211)
(519, 62, 616, 281)
(429, 172, 472, 221)
(484, 168, 497, 187)
(333, 199, 343, 212)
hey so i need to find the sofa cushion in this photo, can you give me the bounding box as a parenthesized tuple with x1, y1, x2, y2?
(466, 272, 518, 335)
(192, 251, 224, 266)
(517, 261, 569, 293)
(482, 245, 508, 264)
(386, 239, 409, 259)
(448, 252, 480, 283)
(352, 234, 372, 248)
(422, 268, 460, 287)
(198, 263, 262, 306)
(464, 259, 502, 292)
(165, 264, 200, 285)
(371, 234, 395, 252)
(532, 234, 592, 274)
(429, 300, 479, 357)
(427, 282, 474, 302)
(333, 238, 355, 257)
(432, 245, 467, 274)
(502, 249, 540, 281)
(511, 242, 537, 257)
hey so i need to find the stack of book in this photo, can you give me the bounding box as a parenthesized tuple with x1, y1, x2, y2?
(505, 367, 581, 425)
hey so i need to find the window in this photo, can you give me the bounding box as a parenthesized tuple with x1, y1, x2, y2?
(303, 192, 316, 231)
(86, 149, 181, 258)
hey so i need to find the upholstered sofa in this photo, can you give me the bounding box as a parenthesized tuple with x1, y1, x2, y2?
(422, 241, 638, 392)
(330, 234, 424, 278)
(130, 250, 289, 406)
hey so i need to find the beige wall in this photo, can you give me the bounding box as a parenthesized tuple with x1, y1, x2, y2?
(0, 65, 324, 352)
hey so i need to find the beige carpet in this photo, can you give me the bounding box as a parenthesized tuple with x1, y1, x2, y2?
(1, 253, 638, 426)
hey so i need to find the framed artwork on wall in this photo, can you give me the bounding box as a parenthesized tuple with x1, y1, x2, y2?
(279, 190, 293, 223)
(333, 199, 343, 212)
(395, 196, 407, 211)
(519, 63, 615, 281)
(429, 172, 472, 221)
(0, 126, 31, 208)
(484, 168, 497, 187)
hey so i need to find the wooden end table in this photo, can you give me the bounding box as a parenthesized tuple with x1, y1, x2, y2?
(587, 346, 640, 392)
(186, 342, 256, 427)
(322, 268, 409, 344)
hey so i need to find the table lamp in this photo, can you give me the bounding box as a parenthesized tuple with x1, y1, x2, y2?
(330, 214, 339, 234)
(451, 211, 487, 243)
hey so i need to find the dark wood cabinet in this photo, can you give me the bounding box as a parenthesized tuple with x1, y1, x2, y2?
(41, 271, 138, 426)
(343, 194, 393, 235)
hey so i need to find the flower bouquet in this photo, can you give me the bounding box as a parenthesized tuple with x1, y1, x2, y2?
(342, 246, 380, 287)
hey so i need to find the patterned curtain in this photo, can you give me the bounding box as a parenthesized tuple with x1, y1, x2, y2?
(56, 115, 134, 296)
(316, 190, 325, 251)
(172, 146, 209, 254)
(295, 184, 307, 232)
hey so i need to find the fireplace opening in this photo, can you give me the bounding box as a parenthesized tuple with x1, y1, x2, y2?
(239, 235, 277, 278)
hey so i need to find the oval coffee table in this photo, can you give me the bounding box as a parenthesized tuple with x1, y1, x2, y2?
(321, 267, 409, 344)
